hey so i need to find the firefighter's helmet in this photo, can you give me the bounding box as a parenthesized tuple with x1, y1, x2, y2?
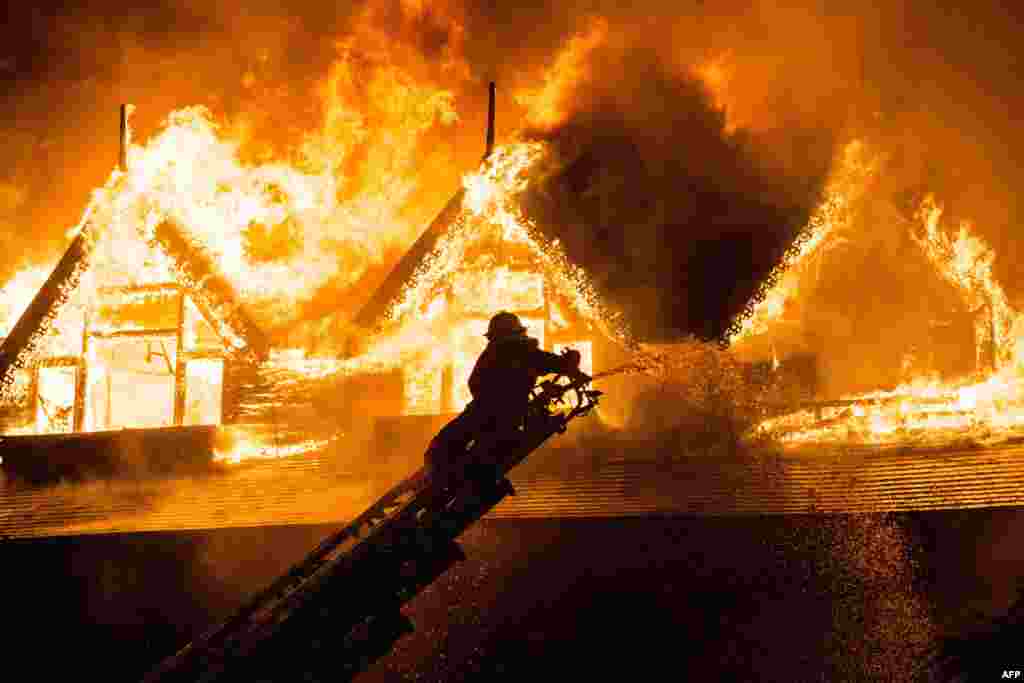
(485, 311, 527, 339)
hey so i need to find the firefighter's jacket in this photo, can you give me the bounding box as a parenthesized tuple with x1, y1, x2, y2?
(467, 334, 575, 415)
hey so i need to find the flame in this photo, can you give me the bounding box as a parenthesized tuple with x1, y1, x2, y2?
(343, 140, 626, 375)
(1, 27, 471, 447)
(213, 434, 334, 465)
(0, 265, 51, 338)
(693, 51, 742, 133)
(728, 136, 1024, 449)
(34, 31, 464, 336)
(752, 203, 1024, 448)
(516, 18, 610, 131)
(757, 365, 1024, 447)
(728, 139, 879, 344)
(911, 194, 1013, 372)
(337, 139, 627, 415)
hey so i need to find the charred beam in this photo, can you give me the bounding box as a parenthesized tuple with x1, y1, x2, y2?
(88, 328, 179, 339)
(148, 219, 269, 362)
(349, 190, 466, 333)
(0, 225, 95, 403)
(119, 104, 129, 172)
(484, 81, 495, 160)
(38, 356, 81, 368)
(173, 292, 186, 425)
(180, 350, 226, 362)
(97, 283, 182, 299)
(74, 309, 89, 432)
(350, 82, 498, 334)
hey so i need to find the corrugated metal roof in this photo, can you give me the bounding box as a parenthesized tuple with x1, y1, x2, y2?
(2, 442, 1024, 538)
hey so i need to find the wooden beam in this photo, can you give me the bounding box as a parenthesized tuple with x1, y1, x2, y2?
(96, 283, 182, 298)
(484, 81, 496, 160)
(150, 220, 269, 362)
(38, 356, 81, 368)
(174, 292, 186, 426)
(88, 328, 179, 340)
(0, 226, 95, 400)
(441, 364, 453, 414)
(29, 366, 39, 433)
(73, 310, 88, 432)
(119, 104, 128, 172)
(180, 350, 227, 362)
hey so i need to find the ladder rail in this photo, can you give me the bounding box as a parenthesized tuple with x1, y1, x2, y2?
(142, 376, 601, 683)
(142, 473, 428, 683)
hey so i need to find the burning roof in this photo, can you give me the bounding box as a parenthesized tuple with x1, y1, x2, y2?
(0, 197, 267, 403)
(722, 138, 1024, 448)
(352, 140, 632, 349)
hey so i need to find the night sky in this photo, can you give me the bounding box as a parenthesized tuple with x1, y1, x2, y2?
(2, 1, 1024, 340)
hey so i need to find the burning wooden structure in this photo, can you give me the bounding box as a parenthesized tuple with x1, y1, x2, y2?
(728, 141, 1024, 447)
(0, 215, 269, 438)
(348, 83, 629, 426)
(0, 85, 633, 482)
(0, 103, 279, 446)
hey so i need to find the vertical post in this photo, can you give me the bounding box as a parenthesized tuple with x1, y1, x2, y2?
(105, 364, 112, 427)
(73, 311, 89, 432)
(174, 291, 186, 425)
(543, 290, 550, 352)
(484, 81, 496, 160)
(441, 364, 453, 414)
(219, 359, 229, 426)
(119, 104, 129, 172)
(990, 298, 1000, 371)
(29, 366, 39, 433)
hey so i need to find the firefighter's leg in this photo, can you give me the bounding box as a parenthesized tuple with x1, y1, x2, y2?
(425, 409, 480, 486)
(464, 410, 512, 486)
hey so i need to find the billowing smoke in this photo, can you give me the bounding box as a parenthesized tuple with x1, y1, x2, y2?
(512, 15, 838, 340)
(2, 1, 1023, 345)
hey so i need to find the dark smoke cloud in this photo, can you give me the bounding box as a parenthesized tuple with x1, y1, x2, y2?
(512, 16, 838, 340)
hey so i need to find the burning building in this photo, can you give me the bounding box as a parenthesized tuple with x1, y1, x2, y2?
(729, 140, 1024, 447)
(0, 86, 634, 474)
(338, 87, 636, 448)
(0, 208, 268, 438)
(0, 105, 351, 469)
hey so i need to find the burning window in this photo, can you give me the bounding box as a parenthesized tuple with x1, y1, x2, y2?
(183, 296, 221, 352)
(450, 318, 489, 412)
(184, 359, 223, 425)
(86, 335, 177, 430)
(1, 368, 33, 410)
(405, 316, 550, 415)
(36, 365, 76, 434)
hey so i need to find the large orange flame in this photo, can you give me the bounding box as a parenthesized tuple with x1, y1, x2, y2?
(742, 141, 1024, 448)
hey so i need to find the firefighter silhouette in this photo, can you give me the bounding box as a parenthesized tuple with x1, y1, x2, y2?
(424, 311, 588, 487)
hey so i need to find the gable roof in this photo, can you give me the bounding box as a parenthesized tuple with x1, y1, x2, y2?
(350, 179, 629, 348)
(723, 141, 1003, 358)
(350, 189, 466, 331)
(722, 141, 880, 347)
(0, 212, 268, 402)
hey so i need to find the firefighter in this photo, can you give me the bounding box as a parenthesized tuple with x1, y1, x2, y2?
(424, 311, 589, 487)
